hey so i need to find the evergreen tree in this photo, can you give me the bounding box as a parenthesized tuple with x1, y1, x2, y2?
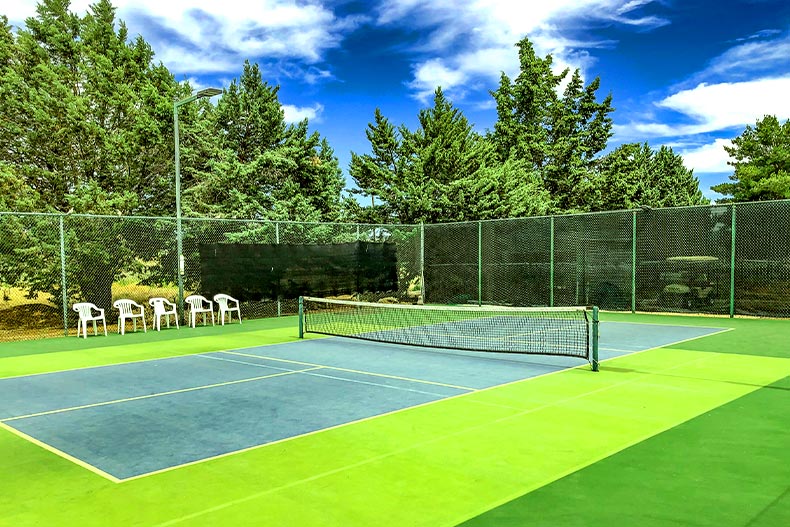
(349, 108, 403, 220)
(0, 0, 185, 313)
(593, 143, 707, 210)
(712, 115, 790, 201)
(490, 37, 614, 212)
(350, 89, 496, 223)
(187, 61, 343, 222)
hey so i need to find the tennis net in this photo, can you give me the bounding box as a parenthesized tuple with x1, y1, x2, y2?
(299, 296, 599, 369)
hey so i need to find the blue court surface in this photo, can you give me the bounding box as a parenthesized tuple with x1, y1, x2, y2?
(0, 322, 726, 481)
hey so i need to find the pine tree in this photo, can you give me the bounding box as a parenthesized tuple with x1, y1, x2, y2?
(350, 89, 496, 223)
(712, 115, 790, 201)
(188, 61, 343, 221)
(593, 143, 707, 210)
(490, 37, 614, 212)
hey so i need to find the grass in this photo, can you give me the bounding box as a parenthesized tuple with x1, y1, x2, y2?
(1, 311, 788, 526)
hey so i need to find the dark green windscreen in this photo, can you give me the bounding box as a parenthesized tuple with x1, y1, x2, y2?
(199, 242, 398, 301)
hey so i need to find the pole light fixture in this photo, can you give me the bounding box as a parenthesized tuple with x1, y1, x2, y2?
(173, 87, 222, 317)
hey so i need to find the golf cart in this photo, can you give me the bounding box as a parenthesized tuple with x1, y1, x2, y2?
(658, 256, 719, 310)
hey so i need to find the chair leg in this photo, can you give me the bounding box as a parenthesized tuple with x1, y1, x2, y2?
(102, 316, 107, 336)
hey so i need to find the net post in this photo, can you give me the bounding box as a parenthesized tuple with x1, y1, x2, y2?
(591, 306, 599, 371)
(298, 296, 304, 338)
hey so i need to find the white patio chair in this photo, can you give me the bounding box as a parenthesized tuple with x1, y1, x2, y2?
(149, 297, 179, 331)
(214, 293, 242, 325)
(73, 302, 107, 339)
(113, 299, 147, 335)
(185, 294, 214, 328)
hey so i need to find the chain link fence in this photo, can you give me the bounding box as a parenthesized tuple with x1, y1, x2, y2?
(417, 200, 790, 317)
(2, 200, 789, 342)
(0, 213, 421, 341)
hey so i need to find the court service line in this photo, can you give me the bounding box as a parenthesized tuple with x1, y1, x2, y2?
(216, 350, 478, 391)
(198, 354, 471, 398)
(1, 367, 322, 422)
(0, 421, 121, 483)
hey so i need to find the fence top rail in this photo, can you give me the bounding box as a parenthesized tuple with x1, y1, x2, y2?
(3, 198, 790, 227)
(0, 211, 422, 228)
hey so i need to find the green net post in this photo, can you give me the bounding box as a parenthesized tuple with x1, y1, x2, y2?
(59, 215, 68, 336)
(591, 306, 599, 371)
(298, 296, 304, 338)
(631, 210, 637, 313)
(549, 215, 554, 307)
(477, 220, 482, 306)
(730, 204, 736, 318)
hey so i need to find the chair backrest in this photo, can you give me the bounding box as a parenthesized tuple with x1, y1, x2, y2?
(113, 299, 141, 315)
(213, 294, 236, 309)
(185, 295, 209, 310)
(148, 297, 171, 313)
(72, 302, 99, 319)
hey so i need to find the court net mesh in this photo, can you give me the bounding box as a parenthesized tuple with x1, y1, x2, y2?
(300, 296, 593, 360)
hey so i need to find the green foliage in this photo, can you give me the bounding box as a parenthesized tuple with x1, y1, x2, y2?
(712, 115, 790, 201)
(0, 0, 185, 215)
(490, 37, 614, 212)
(350, 89, 498, 223)
(187, 61, 343, 222)
(593, 143, 708, 210)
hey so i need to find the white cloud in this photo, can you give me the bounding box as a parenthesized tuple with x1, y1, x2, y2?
(8, 0, 357, 75)
(692, 30, 790, 83)
(617, 77, 790, 139)
(282, 103, 324, 124)
(375, 0, 667, 101)
(676, 139, 734, 174)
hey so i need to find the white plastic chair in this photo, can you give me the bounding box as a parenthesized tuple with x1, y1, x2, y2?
(73, 302, 107, 339)
(214, 293, 242, 325)
(149, 297, 179, 331)
(113, 299, 147, 335)
(185, 294, 214, 328)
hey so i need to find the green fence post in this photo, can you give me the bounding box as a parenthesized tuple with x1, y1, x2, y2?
(631, 210, 637, 313)
(592, 306, 599, 371)
(730, 204, 736, 318)
(275, 221, 281, 317)
(478, 221, 482, 306)
(420, 223, 425, 305)
(59, 215, 68, 337)
(549, 215, 554, 307)
(298, 296, 304, 338)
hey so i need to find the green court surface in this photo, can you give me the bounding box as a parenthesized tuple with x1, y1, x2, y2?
(1, 312, 789, 526)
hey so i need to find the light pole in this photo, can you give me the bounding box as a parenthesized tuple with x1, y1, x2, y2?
(174, 87, 222, 318)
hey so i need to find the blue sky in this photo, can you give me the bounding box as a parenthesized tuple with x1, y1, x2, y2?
(7, 0, 790, 200)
